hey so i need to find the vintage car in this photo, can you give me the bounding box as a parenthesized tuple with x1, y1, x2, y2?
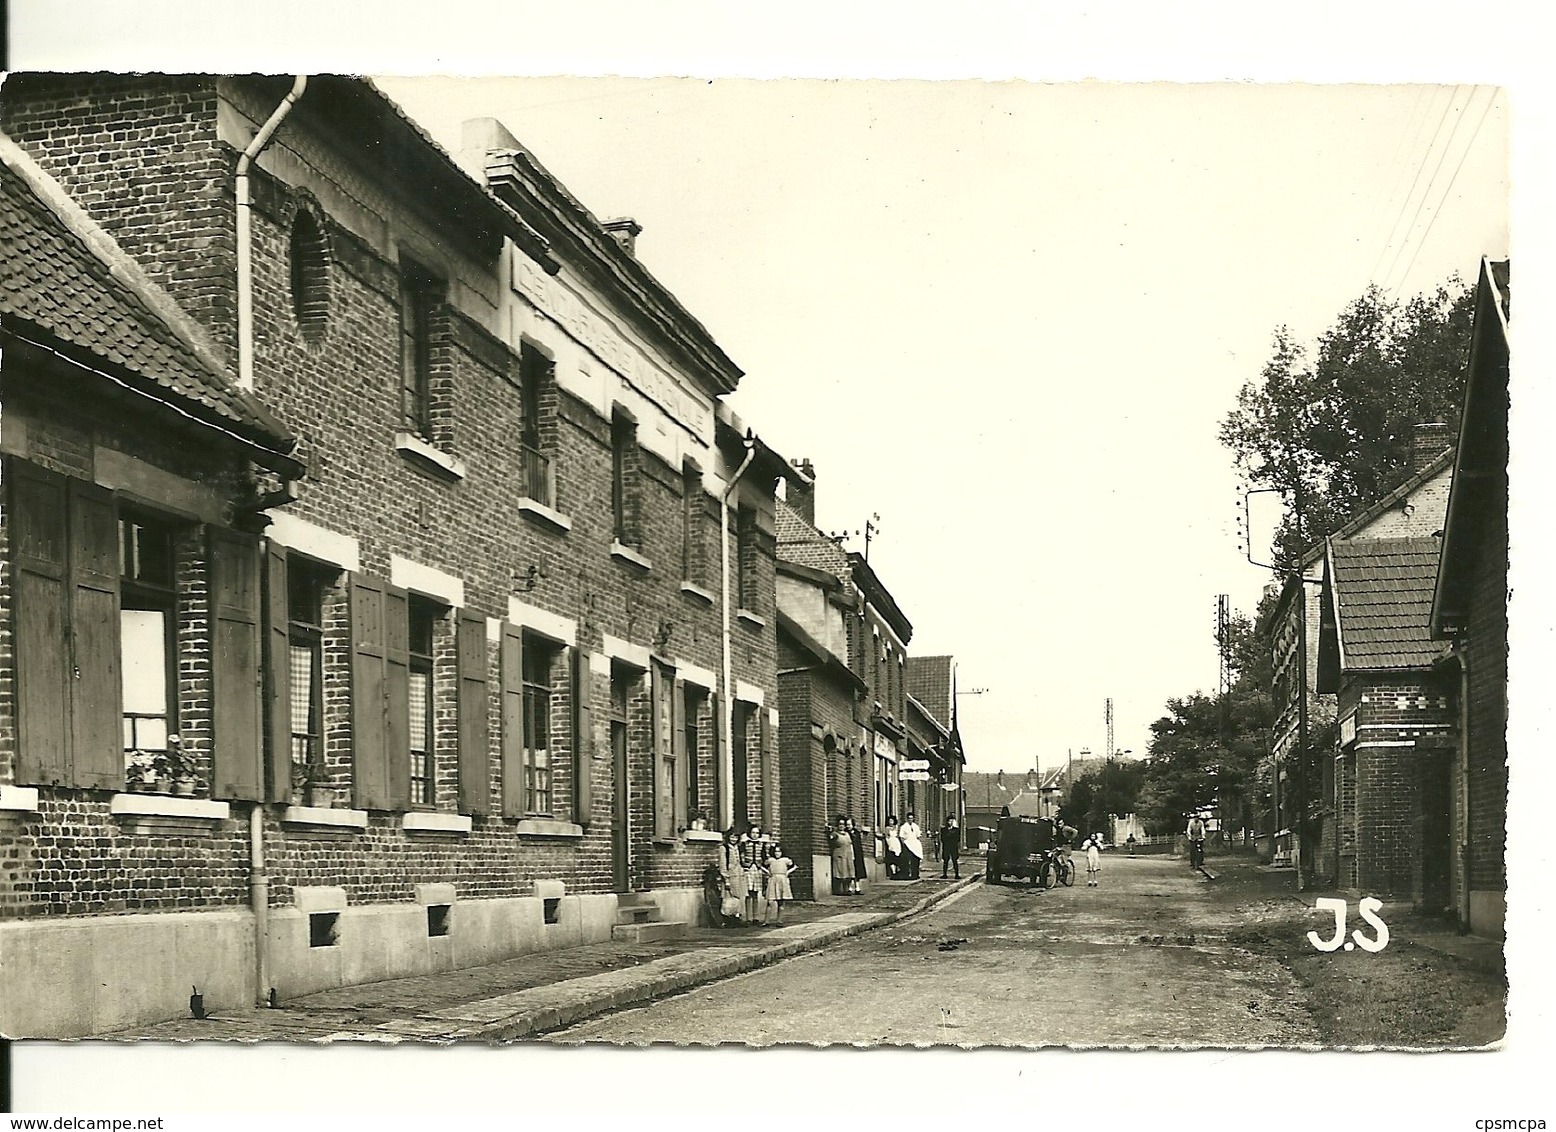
(984, 814, 1056, 887)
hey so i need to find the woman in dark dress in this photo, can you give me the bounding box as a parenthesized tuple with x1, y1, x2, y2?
(847, 816, 868, 891)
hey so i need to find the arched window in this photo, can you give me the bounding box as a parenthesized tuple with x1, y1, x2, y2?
(289, 207, 331, 344)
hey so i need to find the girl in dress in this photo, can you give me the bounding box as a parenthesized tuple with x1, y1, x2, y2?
(763, 842, 795, 924)
(738, 832, 763, 923)
(883, 814, 902, 879)
(847, 817, 867, 893)
(829, 815, 855, 896)
(1082, 831, 1105, 886)
(719, 827, 746, 923)
(899, 812, 924, 880)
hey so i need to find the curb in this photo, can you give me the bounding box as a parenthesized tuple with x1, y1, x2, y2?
(470, 873, 984, 1042)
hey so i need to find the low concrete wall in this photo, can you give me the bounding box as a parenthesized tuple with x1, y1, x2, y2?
(0, 910, 254, 1039)
(1, 886, 707, 1037)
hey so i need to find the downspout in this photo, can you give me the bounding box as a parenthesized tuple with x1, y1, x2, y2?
(236, 75, 308, 391)
(237, 76, 307, 1007)
(719, 429, 757, 830)
(1454, 651, 1472, 933)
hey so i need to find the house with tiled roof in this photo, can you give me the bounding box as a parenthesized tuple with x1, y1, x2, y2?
(1267, 423, 1455, 881)
(1429, 258, 1510, 939)
(1317, 536, 1455, 903)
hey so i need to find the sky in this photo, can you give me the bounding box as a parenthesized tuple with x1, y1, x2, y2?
(374, 77, 1509, 775)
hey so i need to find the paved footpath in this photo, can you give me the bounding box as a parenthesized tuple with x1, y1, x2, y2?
(106, 872, 980, 1042)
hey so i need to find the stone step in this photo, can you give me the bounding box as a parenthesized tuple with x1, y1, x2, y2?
(611, 920, 688, 944)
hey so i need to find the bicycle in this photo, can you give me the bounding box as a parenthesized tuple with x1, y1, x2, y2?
(1053, 848, 1076, 887)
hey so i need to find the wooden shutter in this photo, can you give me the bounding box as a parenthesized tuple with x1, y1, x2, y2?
(671, 677, 688, 834)
(572, 646, 594, 827)
(210, 527, 264, 801)
(68, 478, 123, 791)
(651, 661, 673, 840)
(350, 574, 390, 810)
(456, 610, 490, 815)
(10, 463, 72, 786)
(385, 587, 411, 811)
(500, 624, 524, 818)
(760, 709, 775, 832)
(261, 542, 291, 803)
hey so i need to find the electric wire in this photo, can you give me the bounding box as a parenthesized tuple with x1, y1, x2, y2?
(1378, 85, 1477, 294)
(1368, 84, 1460, 287)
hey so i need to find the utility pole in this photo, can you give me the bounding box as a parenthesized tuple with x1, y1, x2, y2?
(1105, 698, 1114, 760)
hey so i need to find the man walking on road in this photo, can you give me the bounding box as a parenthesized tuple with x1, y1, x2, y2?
(1186, 815, 1207, 868)
(940, 817, 961, 879)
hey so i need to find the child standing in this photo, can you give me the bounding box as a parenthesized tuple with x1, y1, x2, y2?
(738, 833, 763, 924)
(763, 843, 795, 924)
(1082, 832, 1105, 886)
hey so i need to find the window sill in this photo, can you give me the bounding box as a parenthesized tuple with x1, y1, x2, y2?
(402, 811, 473, 835)
(610, 541, 652, 572)
(0, 785, 40, 813)
(515, 818, 584, 839)
(736, 608, 767, 630)
(679, 581, 715, 607)
(682, 828, 724, 843)
(394, 432, 467, 482)
(517, 497, 573, 533)
(109, 793, 230, 821)
(281, 805, 370, 830)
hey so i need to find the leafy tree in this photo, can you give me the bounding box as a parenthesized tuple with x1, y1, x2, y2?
(1220, 280, 1473, 566)
(1067, 759, 1146, 837)
(1139, 605, 1276, 837)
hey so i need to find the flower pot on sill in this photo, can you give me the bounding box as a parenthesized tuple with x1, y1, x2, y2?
(173, 777, 197, 797)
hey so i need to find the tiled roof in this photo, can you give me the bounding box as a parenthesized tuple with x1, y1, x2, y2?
(776, 499, 850, 581)
(0, 139, 296, 460)
(1329, 536, 1446, 670)
(906, 655, 953, 729)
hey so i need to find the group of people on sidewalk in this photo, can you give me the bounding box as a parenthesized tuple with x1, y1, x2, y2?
(716, 823, 795, 927)
(829, 812, 965, 892)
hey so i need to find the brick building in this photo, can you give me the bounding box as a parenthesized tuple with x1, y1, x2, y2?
(774, 467, 916, 891)
(1430, 258, 1509, 939)
(0, 75, 794, 1036)
(1316, 537, 1455, 904)
(903, 654, 964, 855)
(1267, 425, 1454, 881)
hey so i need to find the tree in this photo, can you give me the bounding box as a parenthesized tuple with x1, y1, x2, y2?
(1068, 759, 1146, 837)
(1220, 279, 1474, 566)
(1139, 605, 1275, 837)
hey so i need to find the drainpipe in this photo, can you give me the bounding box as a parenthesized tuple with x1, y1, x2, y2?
(719, 428, 757, 830)
(1454, 652, 1472, 933)
(236, 78, 306, 1007)
(236, 75, 308, 391)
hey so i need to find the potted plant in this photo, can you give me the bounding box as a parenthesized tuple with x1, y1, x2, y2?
(151, 736, 199, 796)
(689, 809, 709, 832)
(125, 750, 158, 793)
(292, 760, 333, 807)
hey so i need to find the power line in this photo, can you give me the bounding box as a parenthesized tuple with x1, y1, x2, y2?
(1378, 85, 1478, 294)
(1389, 86, 1499, 298)
(1358, 86, 1429, 272)
(1368, 84, 1460, 287)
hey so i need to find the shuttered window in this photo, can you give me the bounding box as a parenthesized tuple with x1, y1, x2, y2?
(209, 526, 264, 801)
(456, 610, 490, 815)
(522, 635, 557, 816)
(350, 574, 410, 811)
(8, 463, 121, 788)
(408, 599, 437, 807)
(571, 646, 593, 826)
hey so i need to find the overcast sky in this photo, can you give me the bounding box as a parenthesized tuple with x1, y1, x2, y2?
(376, 77, 1509, 774)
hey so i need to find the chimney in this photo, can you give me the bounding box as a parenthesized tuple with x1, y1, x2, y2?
(1411, 422, 1452, 473)
(601, 217, 643, 256)
(787, 458, 817, 525)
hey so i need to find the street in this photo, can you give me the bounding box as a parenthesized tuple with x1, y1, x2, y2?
(548, 855, 1320, 1046)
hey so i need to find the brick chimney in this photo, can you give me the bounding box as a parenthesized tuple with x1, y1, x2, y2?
(787, 458, 816, 525)
(601, 217, 642, 256)
(1411, 421, 1452, 472)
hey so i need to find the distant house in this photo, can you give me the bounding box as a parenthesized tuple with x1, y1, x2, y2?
(1316, 536, 1454, 905)
(1429, 258, 1509, 940)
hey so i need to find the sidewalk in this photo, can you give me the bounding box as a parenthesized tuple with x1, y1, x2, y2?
(105, 871, 982, 1042)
